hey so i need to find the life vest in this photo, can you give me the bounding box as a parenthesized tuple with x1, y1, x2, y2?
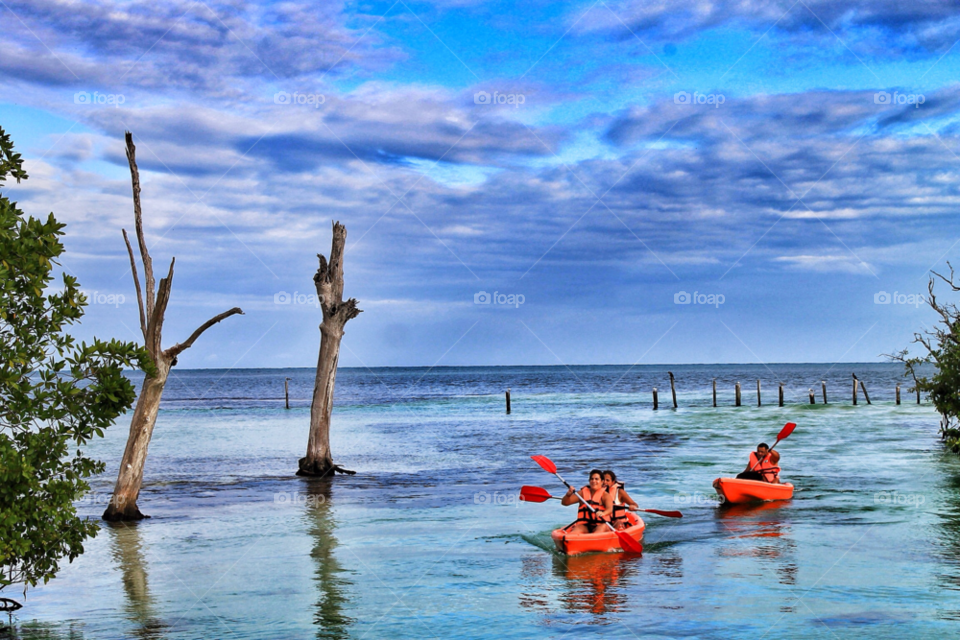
(749, 452, 780, 483)
(574, 486, 608, 526)
(610, 482, 629, 526)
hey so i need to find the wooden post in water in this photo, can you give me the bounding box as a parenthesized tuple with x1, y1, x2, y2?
(712, 378, 717, 408)
(778, 384, 784, 407)
(757, 380, 761, 407)
(916, 386, 921, 404)
(506, 388, 511, 414)
(896, 384, 901, 405)
(653, 388, 659, 410)
(809, 389, 815, 404)
(668, 372, 677, 409)
(856, 375, 871, 404)
(852, 375, 858, 406)
(822, 380, 827, 404)
(285, 377, 291, 410)
(735, 382, 741, 407)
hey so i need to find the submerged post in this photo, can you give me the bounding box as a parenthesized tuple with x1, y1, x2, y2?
(712, 378, 717, 408)
(809, 389, 815, 404)
(285, 377, 291, 410)
(852, 375, 858, 406)
(735, 382, 741, 407)
(856, 375, 871, 404)
(757, 379, 761, 407)
(916, 386, 921, 404)
(822, 380, 827, 404)
(506, 389, 511, 414)
(653, 387, 659, 410)
(669, 371, 677, 409)
(778, 384, 784, 407)
(896, 384, 901, 405)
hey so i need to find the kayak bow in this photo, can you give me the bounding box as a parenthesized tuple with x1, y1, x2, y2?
(713, 477, 794, 504)
(551, 512, 646, 555)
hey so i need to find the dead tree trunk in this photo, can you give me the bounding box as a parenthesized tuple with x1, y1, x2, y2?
(103, 131, 243, 521)
(298, 222, 361, 477)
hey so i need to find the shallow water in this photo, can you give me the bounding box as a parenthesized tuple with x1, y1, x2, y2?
(4, 364, 960, 639)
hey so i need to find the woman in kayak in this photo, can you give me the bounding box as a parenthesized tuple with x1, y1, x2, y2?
(738, 442, 781, 483)
(561, 469, 613, 534)
(602, 470, 639, 530)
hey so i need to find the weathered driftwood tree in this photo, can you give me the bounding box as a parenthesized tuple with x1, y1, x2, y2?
(103, 132, 243, 521)
(297, 222, 361, 477)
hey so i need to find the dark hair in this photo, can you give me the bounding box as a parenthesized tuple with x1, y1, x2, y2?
(758, 442, 770, 450)
(602, 469, 617, 482)
(589, 469, 604, 480)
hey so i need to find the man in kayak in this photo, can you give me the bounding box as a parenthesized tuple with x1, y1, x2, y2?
(602, 470, 639, 530)
(736, 443, 780, 483)
(561, 469, 613, 534)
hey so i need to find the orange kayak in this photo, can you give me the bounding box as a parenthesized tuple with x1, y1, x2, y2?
(551, 513, 645, 555)
(713, 477, 794, 504)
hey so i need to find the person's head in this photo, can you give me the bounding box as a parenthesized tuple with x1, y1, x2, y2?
(588, 469, 604, 490)
(602, 470, 617, 488)
(756, 443, 770, 455)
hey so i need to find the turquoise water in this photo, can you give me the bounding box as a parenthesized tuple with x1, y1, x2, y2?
(4, 364, 959, 639)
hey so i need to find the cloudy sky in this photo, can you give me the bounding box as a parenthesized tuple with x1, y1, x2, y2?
(1, 0, 958, 368)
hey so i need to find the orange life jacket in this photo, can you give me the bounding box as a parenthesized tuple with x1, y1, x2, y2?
(749, 452, 780, 483)
(575, 486, 608, 526)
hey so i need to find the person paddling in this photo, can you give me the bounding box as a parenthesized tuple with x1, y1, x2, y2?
(737, 443, 780, 483)
(561, 469, 613, 534)
(602, 470, 639, 530)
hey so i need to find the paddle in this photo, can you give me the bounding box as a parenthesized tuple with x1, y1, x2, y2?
(519, 485, 683, 518)
(529, 455, 644, 554)
(748, 422, 796, 472)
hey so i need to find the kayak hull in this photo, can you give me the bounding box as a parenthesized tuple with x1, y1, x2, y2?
(714, 477, 794, 504)
(551, 513, 645, 555)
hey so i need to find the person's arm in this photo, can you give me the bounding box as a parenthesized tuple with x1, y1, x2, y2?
(620, 488, 639, 510)
(598, 492, 614, 519)
(769, 450, 781, 465)
(560, 485, 578, 506)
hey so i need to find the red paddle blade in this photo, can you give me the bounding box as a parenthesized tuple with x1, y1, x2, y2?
(519, 486, 553, 503)
(530, 455, 557, 474)
(778, 422, 797, 441)
(617, 531, 643, 554)
(640, 509, 683, 518)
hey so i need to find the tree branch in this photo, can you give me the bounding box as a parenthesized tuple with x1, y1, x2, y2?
(165, 307, 244, 358)
(125, 131, 155, 319)
(122, 229, 147, 341)
(145, 258, 174, 357)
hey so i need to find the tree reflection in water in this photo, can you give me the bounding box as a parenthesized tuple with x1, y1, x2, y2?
(107, 522, 166, 639)
(302, 479, 354, 640)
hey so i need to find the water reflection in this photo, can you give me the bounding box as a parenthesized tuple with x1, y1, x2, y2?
(302, 479, 354, 640)
(106, 522, 166, 639)
(715, 502, 798, 601)
(552, 552, 636, 616)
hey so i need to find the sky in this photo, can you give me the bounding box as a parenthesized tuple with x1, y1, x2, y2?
(1, 0, 959, 368)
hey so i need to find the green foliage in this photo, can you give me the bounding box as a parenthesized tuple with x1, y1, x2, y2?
(0, 126, 151, 593)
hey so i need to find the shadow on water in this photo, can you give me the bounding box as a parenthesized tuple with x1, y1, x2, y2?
(302, 479, 354, 640)
(105, 522, 167, 640)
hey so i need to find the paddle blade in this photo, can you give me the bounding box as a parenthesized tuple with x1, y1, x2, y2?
(617, 531, 643, 554)
(778, 422, 797, 441)
(640, 509, 683, 518)
(530, 455, 557, 474)
(519, 486, 553, 503)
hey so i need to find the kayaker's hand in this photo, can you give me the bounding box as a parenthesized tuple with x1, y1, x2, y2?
(628, 505, 638, 511)
(564, 486, 575, 497)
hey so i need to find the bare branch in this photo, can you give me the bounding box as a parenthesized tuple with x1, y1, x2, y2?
(122, 229, 147, 341)
(145, 258, 175, 356)
(125, 131, 155, 319)
(165, 307, 245, 358)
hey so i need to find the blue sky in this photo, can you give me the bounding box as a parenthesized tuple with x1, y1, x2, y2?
(2, 0, 960, 367)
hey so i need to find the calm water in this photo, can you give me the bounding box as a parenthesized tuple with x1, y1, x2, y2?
(4, 364, 959, 639)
